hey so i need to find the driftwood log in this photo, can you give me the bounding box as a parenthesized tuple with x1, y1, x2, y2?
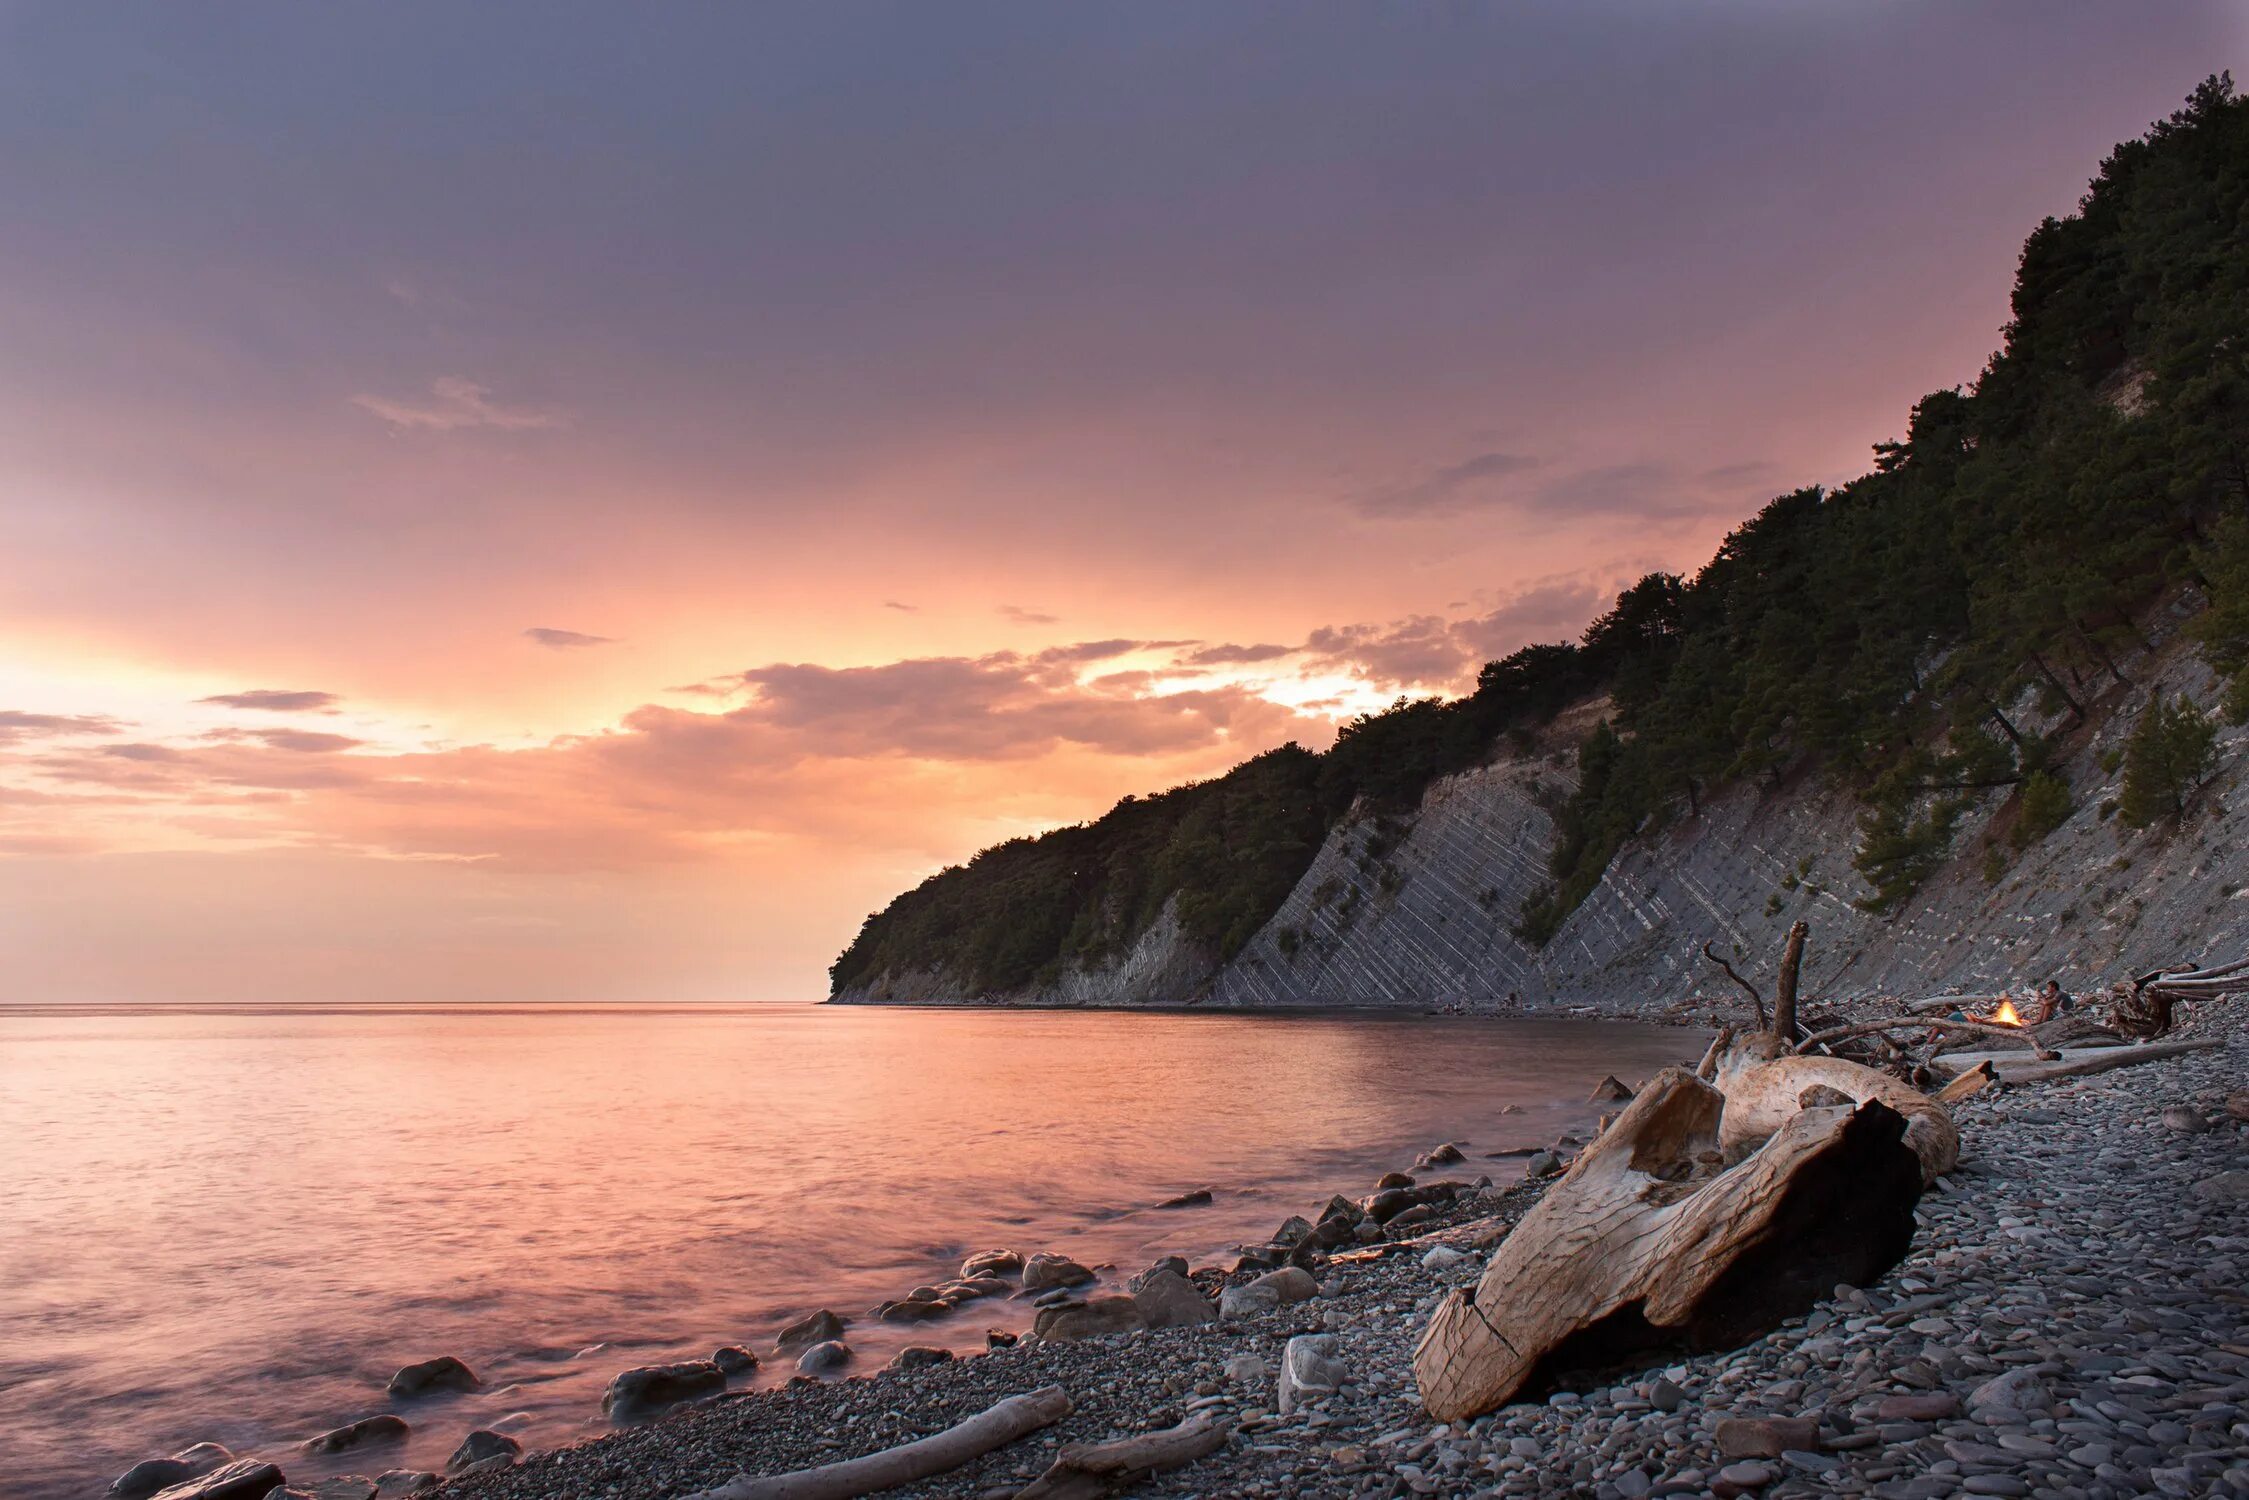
(680, 1385, 1072, 1500)
(1012, 1414, 1228, 1499)
(1414, 1045, 1935, 1421)
(1713, 1031, 1959, 1183)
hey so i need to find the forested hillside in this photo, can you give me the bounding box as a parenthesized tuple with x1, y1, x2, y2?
(832, 77, 2249, 1003)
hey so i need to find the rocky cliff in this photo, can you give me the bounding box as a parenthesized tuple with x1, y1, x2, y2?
(838, 618, 2249, 1014)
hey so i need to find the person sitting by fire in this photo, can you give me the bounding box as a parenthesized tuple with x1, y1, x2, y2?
(2028, 978, 2071, 1024)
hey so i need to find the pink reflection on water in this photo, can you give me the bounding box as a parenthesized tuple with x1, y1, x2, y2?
(0, 1004, 1699, 1496)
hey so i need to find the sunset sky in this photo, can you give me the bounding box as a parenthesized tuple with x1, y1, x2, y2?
(3, 4, 2240, 1003)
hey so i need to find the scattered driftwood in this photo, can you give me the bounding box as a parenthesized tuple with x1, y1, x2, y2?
(1794, 1015, 2060, 1061)
(681, 1386, 1073, 1500)
(1935, 1060, 1998, 1103)
(1971, 1037, 2224, 1085)
(1012, 1414, 1228, 1499)
(1414, 1055, 1930, 1421)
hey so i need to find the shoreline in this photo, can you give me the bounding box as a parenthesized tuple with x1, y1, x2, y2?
(178, 1005, 2245, 1500)
(821, 994, 1711, 1026)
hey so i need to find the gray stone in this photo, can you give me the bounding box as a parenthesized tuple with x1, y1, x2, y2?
(300, 1481, 376, 1500)
(775, 1308, 848, 1350)
(1713, 1460, 1773, 1493)
(445, 1431, 520, 1474)
(1156, 1187, 1214, 1208)
(887, 1345, 953, 1372)
(958, 1249, 1022, 1280)
(2191, 1171, 2249, 1205)
(1715, 1416, 1818, 1458)
(1020, 1253, 1095, 1291)
(1131, 1268, 1217, 1328)
(794, 1340, 852, 1376)
(1969, 1367, 2048, 1413)
(1032, 1293, 1145, 1340)
(144, 1460, 286, 1500)
(712, 1344, 759, 1375)
(301, 1416, 409, 1455)
(113, 1446, 234, 1500)
(384, 1356, 479, 1400)
(1250, 1266, 1319, 1304)
(1277, 1333, 1347, 1414)
(602, 1359, 727, 1417)
(1220, 1281, 1282, 1321)
(369, 1474, 437, 1499)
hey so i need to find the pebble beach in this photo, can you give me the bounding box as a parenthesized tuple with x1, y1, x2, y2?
(131, 1002, 2245, 1500)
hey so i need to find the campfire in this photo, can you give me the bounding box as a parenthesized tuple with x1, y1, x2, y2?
(1987, 997, 2024, 1027)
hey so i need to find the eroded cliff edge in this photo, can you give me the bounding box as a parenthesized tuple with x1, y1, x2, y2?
(837, 627, 2249, 1012)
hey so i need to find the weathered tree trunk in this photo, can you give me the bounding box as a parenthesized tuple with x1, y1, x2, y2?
(1414, 1044, 1938, 1423)
(1011, 1415, 1227, 1499)
(1712, 1031, 1958, 1183)
(681, 1386, 1073, 1500)
(1772, 922, 1808, 1042)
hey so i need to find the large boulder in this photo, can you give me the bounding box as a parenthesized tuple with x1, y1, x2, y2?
(775, 1309, 848, 1351)
(878, 1298, 952, 1324)
(1277, 1333, 1348, 1414)
(113, 1446, 234, 1500)
(1020, 1253, 1094, 1291)
(795, 1340, 852, 1376)
(385, 1357, 480, 1400)
(1131, 1268, 1216, 1328)
(445, 1431, 522, 1474)
(712, 1345, 759, 1375)
(602, 1360, 726, 1419)
(370, 1474, 437, 1498)
(301, 1416, 409, 1455)
(145, 1460, 286, 1500)
(1032, 1294, 1146, 1341)
(1156, 1188, 1213, 1208)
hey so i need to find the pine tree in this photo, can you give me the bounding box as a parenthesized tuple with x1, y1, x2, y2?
(2118, 695, 2218, 827)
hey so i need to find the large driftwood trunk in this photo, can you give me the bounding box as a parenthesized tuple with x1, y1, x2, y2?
(1415, 1048, 1936, 1423)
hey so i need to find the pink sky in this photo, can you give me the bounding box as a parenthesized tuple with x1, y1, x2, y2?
(2, 6, 2240, 1001)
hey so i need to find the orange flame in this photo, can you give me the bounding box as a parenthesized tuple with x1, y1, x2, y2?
(1990, 997, 2023, 1026)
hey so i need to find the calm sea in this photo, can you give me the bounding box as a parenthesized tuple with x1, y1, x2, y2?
(0, 1003, 1694, 1496)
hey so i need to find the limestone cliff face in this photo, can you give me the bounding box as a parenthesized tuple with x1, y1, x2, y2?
(838, 633, 2249, 1013)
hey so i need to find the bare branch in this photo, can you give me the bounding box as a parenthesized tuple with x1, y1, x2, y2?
(1701, 942, 1767, 1028)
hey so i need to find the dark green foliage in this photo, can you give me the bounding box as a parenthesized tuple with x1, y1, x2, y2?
(1852, 753, 1967, 912)
(2190, 514, 2249, 720)
(2118, 694, 2218, 826)
(837, 79, 2249, 992)
(2012, 771, 2075, 847)
(828, 744, 1334, 994)
(1517, 75, 2249, 933)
